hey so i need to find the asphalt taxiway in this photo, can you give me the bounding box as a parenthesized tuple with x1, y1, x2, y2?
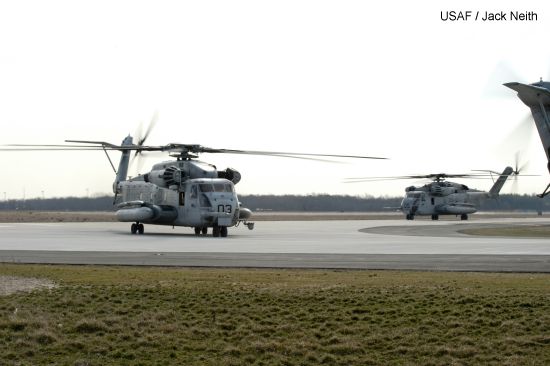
(0, 219, 549, 272)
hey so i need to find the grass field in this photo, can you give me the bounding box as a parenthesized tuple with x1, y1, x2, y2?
(1, 264, 549, 365)
(460, 225, 550, 238)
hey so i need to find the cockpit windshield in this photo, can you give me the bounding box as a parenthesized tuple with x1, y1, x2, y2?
(200, 183, 233, 193)
(406, 192, 422, 198)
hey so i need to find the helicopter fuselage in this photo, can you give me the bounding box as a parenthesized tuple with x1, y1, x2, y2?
(116, 177, 243, 228)
(113, 157, 253, 237)
(400, 185, 485, 220)
(400, 166, 512, 220)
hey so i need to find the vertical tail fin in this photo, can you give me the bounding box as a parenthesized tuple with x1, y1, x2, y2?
(112, 135, 133, 193)
(505, 82, 550, 173)
(488, 166, 513, 198)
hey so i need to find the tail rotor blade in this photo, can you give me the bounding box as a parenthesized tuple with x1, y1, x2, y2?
(141, 111, 158, 146)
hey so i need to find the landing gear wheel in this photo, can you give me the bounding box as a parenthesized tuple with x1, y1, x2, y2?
(138, 223, 144, 234)
(406, 214, 415, 220)
(213, 225, 220, 238)
(460, 214, 468, 221)
(220, 226, 228, 237)
(131, 223, 137, 234)
(431, 214, 439, 221)
(194, 227, 201, 236)
(201, 227, 207, 235)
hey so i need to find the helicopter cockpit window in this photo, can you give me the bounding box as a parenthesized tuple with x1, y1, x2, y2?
(191, 185, 198, 199)
(213, 183, 233, 192)
(199, 184, 213, 192)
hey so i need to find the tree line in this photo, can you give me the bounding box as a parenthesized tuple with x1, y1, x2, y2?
(0, 194, 548, 212)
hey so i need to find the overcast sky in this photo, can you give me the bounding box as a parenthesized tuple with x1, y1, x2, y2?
(1, 0, 549, 199)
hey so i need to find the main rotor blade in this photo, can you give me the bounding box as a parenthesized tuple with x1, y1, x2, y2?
(200, 148, 387, 160)
(65, 140, 118, 148)
(0, 147, 109, 151)
(2, 142, 387, 160)
(344, 172, 506, 183)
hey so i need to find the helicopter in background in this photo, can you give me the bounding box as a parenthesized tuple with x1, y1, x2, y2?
(505, 79, 550, 197)
(346, 167, 514, 220)
(2, 127, 386, 237)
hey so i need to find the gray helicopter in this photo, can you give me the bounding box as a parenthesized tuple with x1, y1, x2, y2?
(2, 130, 385, 237)
(505, 79, 550, 197)
(347, 167, 513, 220)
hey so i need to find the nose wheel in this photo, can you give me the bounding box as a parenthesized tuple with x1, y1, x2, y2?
(131, 222, 144, 234)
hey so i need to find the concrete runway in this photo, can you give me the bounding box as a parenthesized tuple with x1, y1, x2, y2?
(0, 218, 549, 272)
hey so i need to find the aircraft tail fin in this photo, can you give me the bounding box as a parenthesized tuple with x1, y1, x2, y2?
(505, 82, 550, 174)
(488, 166, 513, 198)
(112, 135, 133, 193)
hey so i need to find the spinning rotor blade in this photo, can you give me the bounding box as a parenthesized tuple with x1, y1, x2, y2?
(131, 112, 159, 172)
(513, 150, 530, 175)
(194, 147, 387, 160)
(0, 146, 109, 151)
(1, 140, 387, 162)
(344, 172, 503, 183)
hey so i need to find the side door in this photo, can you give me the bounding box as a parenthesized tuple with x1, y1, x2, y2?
(179, 183, 201, 226)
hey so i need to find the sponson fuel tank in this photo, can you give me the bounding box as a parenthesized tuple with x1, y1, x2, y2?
(116, 204, 178, 224)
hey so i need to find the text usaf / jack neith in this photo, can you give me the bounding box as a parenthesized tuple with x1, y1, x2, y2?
(441, 11, 537, 22)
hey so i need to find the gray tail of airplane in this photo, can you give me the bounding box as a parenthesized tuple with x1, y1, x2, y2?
(112, 135, 133, 194)
(488, 166, 513, 198)
(505, 81, 550, 197)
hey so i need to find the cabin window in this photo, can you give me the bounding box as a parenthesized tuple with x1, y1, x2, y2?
(431, 198, 434, 205)
(179, 192, 185, 206)
(191, 185, 198, 199)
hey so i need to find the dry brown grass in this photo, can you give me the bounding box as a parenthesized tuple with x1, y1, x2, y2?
(0, 265, 549, 365)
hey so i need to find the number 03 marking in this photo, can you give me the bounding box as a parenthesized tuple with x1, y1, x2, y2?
(218, 205, 232, 213)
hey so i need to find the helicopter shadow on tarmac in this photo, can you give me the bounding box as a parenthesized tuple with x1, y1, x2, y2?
(109, 229, 246, 239)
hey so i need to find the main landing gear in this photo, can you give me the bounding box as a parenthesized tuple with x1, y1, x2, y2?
(131, 222, 144, 234)
(194, 225, 228, 237)
(212, 225, 228, 238)
(431, 214, 439, 220)
(194, 227, 209, 236)
(406, 214, 415, 220)
(460, 214, 468, 221)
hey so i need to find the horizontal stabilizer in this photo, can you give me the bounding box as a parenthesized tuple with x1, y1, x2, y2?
(504, 82, 550, 105)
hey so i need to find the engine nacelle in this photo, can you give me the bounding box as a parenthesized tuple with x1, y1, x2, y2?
(218, 167, 241, 184)
(429, 185, 444, 196)
(405, 186, 417, 192)
(146, 167, 185, 188)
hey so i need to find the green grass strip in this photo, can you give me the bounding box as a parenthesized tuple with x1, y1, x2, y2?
(1, 264, 549, 365)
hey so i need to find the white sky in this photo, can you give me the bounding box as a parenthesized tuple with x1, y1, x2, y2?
(1, 0, 549, 199)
